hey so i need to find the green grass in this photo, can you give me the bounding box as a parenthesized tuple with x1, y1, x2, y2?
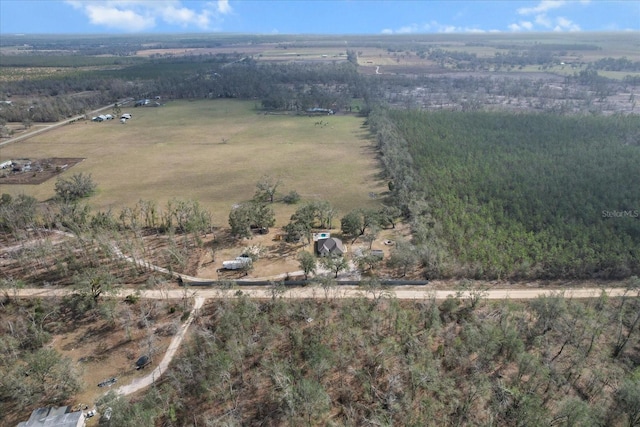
(1, 100, 385, 226)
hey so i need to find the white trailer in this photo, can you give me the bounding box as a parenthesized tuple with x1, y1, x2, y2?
(222, 256, 252, 270)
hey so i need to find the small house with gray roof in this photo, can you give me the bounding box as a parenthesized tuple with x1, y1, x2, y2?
(316, 237, 345, 257)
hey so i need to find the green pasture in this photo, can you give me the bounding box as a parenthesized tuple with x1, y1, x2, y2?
(0, 100, 386, 226)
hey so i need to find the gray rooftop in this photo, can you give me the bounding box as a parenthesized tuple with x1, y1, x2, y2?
(16, 406, 84, 427)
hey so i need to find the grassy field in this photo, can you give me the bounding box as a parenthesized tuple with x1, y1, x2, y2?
(0, 100, 386, 226)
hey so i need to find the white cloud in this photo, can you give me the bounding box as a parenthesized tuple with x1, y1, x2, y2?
(216, 0, 232, 15)
(396, 23, 432, 34)
(554, 16, 581, 31)
(521, 21, 534, 30)
(76, 3, 155, 31)
(464, 28, 487, 34)
(517, 0, 566, 16)
(65, 0, 232, 32)
(534, 14, 552, 28)
(381, 20, 484, 34)
(508, 20, 534, 32)
(160, 4, 211, 28)
(511, 0, 588, 32)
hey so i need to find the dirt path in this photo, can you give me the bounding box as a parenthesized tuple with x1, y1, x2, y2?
(113, 297, 204, 397)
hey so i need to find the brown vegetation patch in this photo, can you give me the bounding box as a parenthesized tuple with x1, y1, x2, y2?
(0, 229, 203, 288)
(0, 296, 186, 426)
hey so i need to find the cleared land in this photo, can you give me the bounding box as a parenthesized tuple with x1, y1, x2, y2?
(0, 100, 386, 225)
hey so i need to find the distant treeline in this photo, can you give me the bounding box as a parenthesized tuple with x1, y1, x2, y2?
(589, 57, 640, 72)
(371, 108, 640, 280)
(493, 43, 601, 51)
(427, 49, 639, 73)
(0, 55, 144, 67)
(0, 56, 367, 122)
(427, 48, 557, 69)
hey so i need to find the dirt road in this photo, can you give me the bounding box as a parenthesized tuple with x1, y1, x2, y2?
(0, 99, 132, 147)
(11, 285, 634, 301)
(8, 285, 636, 403)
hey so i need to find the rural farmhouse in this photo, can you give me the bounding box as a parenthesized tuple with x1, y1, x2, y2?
(316, 237, 345, 257)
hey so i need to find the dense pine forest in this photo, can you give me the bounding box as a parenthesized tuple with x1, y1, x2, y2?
(372, 109, 640, 280)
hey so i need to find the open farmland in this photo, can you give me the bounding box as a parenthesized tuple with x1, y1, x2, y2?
(0, 100, 386, 225)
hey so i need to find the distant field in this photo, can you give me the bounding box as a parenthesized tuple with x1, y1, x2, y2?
(259, 47, 348, 61)
(0, 100, 386, 226)
(3, 32, 638, 84)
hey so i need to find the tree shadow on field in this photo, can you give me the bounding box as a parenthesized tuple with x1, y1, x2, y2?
(355, 127, 374, 140)
(264, 240, 307, 259)
(206, 229, 241, 253)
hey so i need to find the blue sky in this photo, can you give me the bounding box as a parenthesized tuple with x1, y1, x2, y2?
(1, 1, 638, 34)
